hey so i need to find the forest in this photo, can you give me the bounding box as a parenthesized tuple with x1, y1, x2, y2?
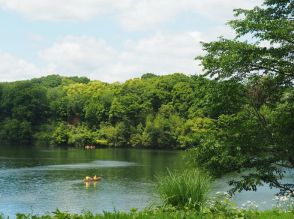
(0, 73, 246, 149)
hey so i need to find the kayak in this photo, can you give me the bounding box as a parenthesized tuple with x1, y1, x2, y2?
(84, 177, 102, 182)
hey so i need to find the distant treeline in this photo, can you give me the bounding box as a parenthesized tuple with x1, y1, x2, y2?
(0, 73, 246, 148)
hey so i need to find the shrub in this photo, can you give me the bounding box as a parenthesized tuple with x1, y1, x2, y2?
(156, 169, 211, 210)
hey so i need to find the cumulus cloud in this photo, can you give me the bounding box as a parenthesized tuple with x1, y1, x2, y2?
(0, 0, 113, 21)
(0, 52, 41, 82)
(39, 36, 118, 78)
(0, 1, 263, 81)
(118, 0, 264, 30)
(37, 32, 208, 82)
(0, 22, 235, 82)
(0, 0, 263, 29)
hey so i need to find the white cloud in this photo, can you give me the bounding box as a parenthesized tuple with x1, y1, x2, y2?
(39, 36, 119, 81)
(184, 0, 263, 21)
(38, 32, 210, 82)
(0, 52, 41, 82)
(118, 0, 181, 30)
(0, 21, 235, 82)
(0, 0, 113, 21)
(118, 0, 263, 30)
(0, 0, 263, 82)
(0, 0, 263, 29)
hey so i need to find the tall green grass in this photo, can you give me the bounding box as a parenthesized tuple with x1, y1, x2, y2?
(156, 169, 211, 210)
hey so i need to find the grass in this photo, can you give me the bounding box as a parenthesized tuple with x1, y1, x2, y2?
(2, 209, 292, 219)
(156, 169, 211, 210)
(250, 210, 294, 219)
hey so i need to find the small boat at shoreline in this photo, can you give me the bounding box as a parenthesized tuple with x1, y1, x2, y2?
(85, 145, 96, 149)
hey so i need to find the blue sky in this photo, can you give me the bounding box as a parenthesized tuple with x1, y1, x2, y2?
(0, 0, 262, 82)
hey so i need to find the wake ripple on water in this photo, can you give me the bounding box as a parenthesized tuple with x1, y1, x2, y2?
(0, 160, 138, 175)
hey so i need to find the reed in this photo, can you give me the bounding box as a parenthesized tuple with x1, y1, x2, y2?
(156, 169, 212, 210)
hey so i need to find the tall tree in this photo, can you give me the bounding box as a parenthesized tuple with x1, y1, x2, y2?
(195, 0, 294, 195)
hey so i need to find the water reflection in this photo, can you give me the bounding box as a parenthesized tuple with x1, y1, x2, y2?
(84, 181, 99, 189)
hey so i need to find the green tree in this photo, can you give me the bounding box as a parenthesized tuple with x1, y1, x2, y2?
(172, 82, 194, 117)
(98, 122, 128, 147)
(196, 0, 294, 194)
(0, 119, 32, 144)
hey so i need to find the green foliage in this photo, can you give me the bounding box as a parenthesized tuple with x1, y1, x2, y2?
(195, 0, 294, 195)
(1, 72, 245, 149)
(141, 73, 158, 79)
(98, 122, 128, 147)
(138, 106, 184, 148)
(31, 75, 63, 88)
(0, 119, 32, 144)
(33, 123, 56, 146)
(178, 117, 216, 148)
(51, 123, 99, 147)
(67, 125, 99, 147)
(157, 169, 211, 210)
(10, 208, 294, 219)
(51, 122, 70, 146)
(0, 81, 49, 124)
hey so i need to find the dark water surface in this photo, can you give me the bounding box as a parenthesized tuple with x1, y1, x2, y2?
(0, 146, 292, 217)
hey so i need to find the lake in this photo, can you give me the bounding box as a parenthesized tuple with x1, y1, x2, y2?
(0, 146, 291, 217)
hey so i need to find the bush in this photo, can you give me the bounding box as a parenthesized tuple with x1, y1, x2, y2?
(157, 169, 211, 210)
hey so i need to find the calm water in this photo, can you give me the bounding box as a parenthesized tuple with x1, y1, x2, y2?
(0, 146, 292, 217)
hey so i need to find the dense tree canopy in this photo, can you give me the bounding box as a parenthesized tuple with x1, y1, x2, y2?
(0, 74, 246, 149)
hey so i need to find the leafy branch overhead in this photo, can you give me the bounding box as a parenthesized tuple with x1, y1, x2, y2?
(194, 0, 294, 195)
(198, 0, 293, 84)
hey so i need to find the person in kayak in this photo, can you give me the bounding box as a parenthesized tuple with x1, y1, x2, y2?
(84, 176, 93, 181)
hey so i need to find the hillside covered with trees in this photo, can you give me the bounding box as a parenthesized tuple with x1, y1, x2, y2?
(0, 73, 246, 149)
